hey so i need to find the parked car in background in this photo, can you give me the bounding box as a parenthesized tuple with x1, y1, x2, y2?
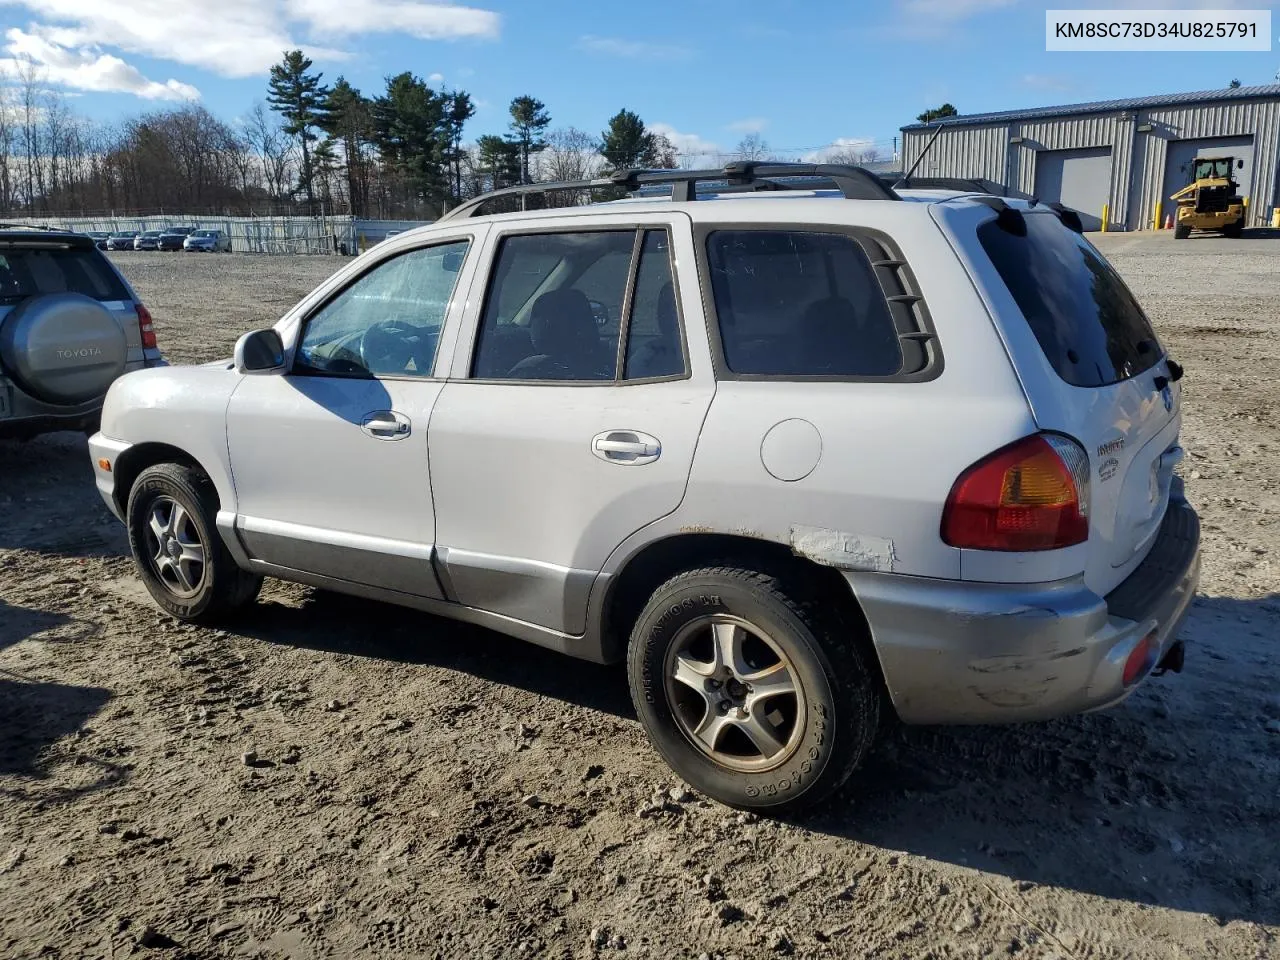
(89, 163, 1199, 812)
(84, 231, 111, 250)
(158, 226, 197, 251)
(106, 232, 139, 251)
(134, 231, 164, 251)
(183, 229, 232, 253)
(0, 226, 164, 440)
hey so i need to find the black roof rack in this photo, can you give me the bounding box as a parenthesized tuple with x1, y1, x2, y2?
(0, 221, 72, 233)
(893, 177, 1002, 195)
(438, 162, 901, 221)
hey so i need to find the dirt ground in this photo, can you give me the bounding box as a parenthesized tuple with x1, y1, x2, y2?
(1, 235, 1277, 960)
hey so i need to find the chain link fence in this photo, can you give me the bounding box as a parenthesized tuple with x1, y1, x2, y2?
(18, 215, 433, 256)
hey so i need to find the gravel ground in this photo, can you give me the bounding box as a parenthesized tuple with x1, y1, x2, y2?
(1, 238, 1277, 960)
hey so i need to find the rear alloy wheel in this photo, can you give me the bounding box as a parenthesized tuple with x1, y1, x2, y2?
(127, 463, 262, 622)
(628, 566, 880, 811)
(664, 615, 806, 772)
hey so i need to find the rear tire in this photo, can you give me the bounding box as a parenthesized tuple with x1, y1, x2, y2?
(627, 566, 880, 812)
(1174, 223, 1191, 239)
(1223, 218, 1244, 238)
(127, 463, 262, 622)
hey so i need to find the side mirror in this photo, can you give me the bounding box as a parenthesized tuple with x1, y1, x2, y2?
(234, 329, 286, 375)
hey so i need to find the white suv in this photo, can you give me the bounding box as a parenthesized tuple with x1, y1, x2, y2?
(88, 164, 1200, 811)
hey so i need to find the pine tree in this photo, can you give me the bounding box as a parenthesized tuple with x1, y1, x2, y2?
(320, 77, 374, 216)
(371, 72, 451, 212)
(916, 103, 958, 124)
(444, 91, 476, 203)
(266, 50, 329, 212)
(600, 109, 659, 172)
(506, 96, 550, 184)
(476, 134, 521, 191)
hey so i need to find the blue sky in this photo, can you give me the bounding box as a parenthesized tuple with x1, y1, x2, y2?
(0, 0, 1276, 163)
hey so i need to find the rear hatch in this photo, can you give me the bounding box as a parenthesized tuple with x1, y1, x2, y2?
(960, 207, 1180, 596)
(0, 234, 144, 363)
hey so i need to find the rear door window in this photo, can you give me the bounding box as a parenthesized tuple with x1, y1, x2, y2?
(978, 213, 1161, 387)
(0, 248, 130, 303)
(471, 230, 634, 381)
(705, 230, 903, 377)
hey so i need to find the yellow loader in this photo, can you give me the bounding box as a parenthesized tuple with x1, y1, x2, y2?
(1169, 156, 1246, 239)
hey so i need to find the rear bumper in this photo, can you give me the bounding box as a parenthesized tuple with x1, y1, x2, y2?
(849, 492, 1201, 725)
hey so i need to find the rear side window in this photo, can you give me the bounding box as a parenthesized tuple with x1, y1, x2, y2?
(978, 213, 1161, 387)
(706, 230, 903, 377)
(0, 248, 130, 303)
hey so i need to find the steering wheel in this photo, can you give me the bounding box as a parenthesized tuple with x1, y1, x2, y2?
(359, 319, 418, 376)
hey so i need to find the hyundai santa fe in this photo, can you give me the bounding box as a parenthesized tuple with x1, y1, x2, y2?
(87, 163, 1199, 811)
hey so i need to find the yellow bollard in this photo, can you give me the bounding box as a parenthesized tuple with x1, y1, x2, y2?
(1272, 207, 1280, 229)
(1101, 204, 1109, 232)
(1153, 201, 1162, 231)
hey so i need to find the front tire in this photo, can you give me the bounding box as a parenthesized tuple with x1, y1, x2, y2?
(127, 463, 262, 622)
(1223, 218, 1244, 238)
(627, 566, 880, 812)
(1174, 222, 1191, 239)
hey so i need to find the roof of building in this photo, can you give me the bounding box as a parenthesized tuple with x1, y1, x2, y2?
(901, 83, 1280, 131)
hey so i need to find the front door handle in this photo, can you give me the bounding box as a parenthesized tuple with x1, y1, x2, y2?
(361, 410, 411, 440)
(592, 430, 661, 465)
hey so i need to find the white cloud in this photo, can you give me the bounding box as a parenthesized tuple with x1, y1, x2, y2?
(289, 0, 499, 41)
(578, 35, 692, 60)
(650, 122, 721, 167)
(0, 0, 499, 83)
(1, 27, 199, 100)
(428, 72, 445, 84)
(726, 117, 767, 134)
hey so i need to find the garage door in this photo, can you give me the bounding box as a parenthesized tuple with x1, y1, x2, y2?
(1162, 136, 1254, 223)
(1033, 148, 1113, 231)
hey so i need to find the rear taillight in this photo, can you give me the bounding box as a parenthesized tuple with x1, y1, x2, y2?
(941, 434, 1090, 551)
(136, 304, 157, 349)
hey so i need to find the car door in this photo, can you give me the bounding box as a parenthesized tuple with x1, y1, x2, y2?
(225, 233, 481, 597)
(429, 214, 716, 635)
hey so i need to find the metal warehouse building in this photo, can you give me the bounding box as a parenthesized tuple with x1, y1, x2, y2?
(900, 84, 1280, 231)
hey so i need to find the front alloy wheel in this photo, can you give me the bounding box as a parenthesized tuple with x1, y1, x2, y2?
(143, 496, 206, 598)
(127, 463, 262, 622)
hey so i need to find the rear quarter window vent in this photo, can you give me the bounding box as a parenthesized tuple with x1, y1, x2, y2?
(860, 232, 941, 379)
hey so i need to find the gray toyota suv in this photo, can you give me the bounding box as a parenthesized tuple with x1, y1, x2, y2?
(0, 227, 163, 440)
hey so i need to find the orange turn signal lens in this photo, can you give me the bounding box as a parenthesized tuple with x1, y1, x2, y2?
(97, 458, 112, 472)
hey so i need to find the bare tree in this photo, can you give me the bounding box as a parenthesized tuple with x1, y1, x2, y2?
(733, 133, 773, 162)
(539, 128, 603, 180)
(0, 78, 14, 210)
(821, 144, 884, 166)
(246, 102, 294, 206)
(16, 57, 44, 210)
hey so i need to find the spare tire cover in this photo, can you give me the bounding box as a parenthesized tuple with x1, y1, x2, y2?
(0, 292, 127, 405)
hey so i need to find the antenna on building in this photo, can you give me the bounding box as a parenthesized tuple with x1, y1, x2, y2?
(895, 122, 946, 189)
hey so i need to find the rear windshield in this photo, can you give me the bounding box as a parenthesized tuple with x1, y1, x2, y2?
(978, 213, 1161, 387)
(0, 247, 130, 303)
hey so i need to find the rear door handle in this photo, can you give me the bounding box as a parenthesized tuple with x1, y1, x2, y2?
(592, 431, 661, 465)
(361, 410, 411, 440)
